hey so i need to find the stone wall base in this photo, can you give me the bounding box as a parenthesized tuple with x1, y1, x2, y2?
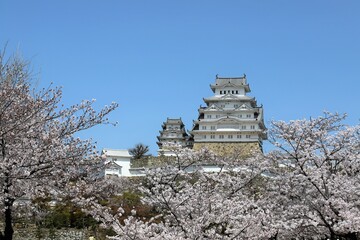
(192, 142, 262, 158)
(11, 227, 90, 240)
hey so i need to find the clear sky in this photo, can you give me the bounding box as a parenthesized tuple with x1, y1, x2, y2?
(1, 1, 359, 155)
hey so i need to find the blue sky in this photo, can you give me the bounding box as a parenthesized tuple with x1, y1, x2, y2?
(1, 1, 359, 155)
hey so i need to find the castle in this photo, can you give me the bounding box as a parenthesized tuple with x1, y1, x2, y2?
(157, 75, 267, 157)
(104, 75, 267, 177)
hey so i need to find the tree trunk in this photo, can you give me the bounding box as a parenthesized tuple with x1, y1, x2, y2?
(0, 200, 14, 240)
(3, 204, 14, 240)
(1, 140, 14, 240)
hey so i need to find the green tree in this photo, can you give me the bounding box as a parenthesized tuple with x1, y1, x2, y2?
(129, 143, 150, 160)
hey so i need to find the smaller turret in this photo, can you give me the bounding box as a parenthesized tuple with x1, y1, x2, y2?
(157, 118, 193, 156)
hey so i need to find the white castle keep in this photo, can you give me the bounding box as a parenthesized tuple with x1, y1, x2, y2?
(158, 75, 267, 157)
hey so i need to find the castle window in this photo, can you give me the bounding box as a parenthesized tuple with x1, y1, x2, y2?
(246, 114, 251, 118)
(211, 126, 216, 130)
(203, 135, 207, 139)
(251, 125, 255, 129)
(232, 90, 234, 94)
(242, 125, 246, 129)
(237, 135, 242, 139)
(219, 135, 224, 139)
(220, 91, 222, 94)
(246, 135, 251, 138)
(202, 126, 207, 130)
(206, 115, 212, 119)
(210, 135, 215, 139)
(236, 90, 238, 94)
(228, 135, 233, 139)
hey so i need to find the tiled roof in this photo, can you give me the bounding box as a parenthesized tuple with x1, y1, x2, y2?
(102, 149, 132, 157)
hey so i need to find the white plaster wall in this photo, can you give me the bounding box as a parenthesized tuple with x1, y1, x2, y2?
(104, 153, 132, 177)
(113, 158, 131, 176)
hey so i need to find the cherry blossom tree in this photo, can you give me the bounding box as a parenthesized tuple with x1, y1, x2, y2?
(86, 147, 275, 239)
(0, 52, 118, 240)
(89, 113, 359, 240)
(266, 112, 360, 239)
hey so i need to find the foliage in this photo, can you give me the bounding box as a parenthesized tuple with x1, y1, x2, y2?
(40, 200, 98, 229)
(129, 143, 150, 160)
(0, 51, 118, 240)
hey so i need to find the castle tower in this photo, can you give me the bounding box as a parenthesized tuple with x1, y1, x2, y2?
(157, 118, 193, 156)
(189, 75, 267, 157)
